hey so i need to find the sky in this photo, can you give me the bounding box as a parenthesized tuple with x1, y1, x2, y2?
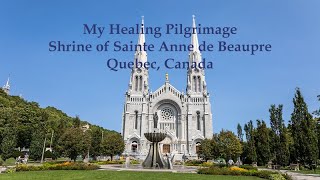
(0, 0, 319, 134)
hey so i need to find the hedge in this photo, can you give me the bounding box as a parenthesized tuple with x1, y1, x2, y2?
(16, 162, 99, 171)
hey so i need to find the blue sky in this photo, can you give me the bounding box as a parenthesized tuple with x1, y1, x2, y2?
(0, 0, 319, 134)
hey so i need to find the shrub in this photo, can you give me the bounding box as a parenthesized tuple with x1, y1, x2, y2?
(269, 174, 286, 180)
(4, 167, 16, 173)
(229, 166, 248, 172)
(16, 162, 99, 171)
(198, 166, 230, 175)
(212, 163, 227, 168)
(95, 160, 124, 165)
(198, 166, 289, 179)
(44, 150, 56, 160)
(130, 159, 140, 165)
(202, 161, 214, 167)
(4, 158, 16, 166)
(240, 165, 258, 171)
(251, 170, 275, 179)
(185, 160, 203, 166)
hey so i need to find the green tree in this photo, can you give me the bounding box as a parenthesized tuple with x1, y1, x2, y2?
(237, 123, 243, 142)
(57, 128, 91, 161)
(73, 116, 81, 128)
(29, 128, 45, 161)
(100, 132, 124, 160)
(255, 120, 271, 166)
(313, 95, 320, 116)
(316, 121, 320, 159)
(314, 95, 320, 158)
(269, 104, 289, 166)
(199, 135, 219, 161)
(91, 128, 101, 158)
(244, 120, 257, 163)
(1, 127, 17, 160)
(289, 88, 318, 166)
(217, 130, 242, 161)
(278, 127, 290, 166)
(0, 88, 112, 162)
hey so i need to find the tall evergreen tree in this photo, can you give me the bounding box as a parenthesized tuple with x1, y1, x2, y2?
(237, 123, 243, 142)
(255, 120, 271, 166)
(314, 95, 320, 158)
(244, 120, 257, 163)
(289, 88, 318, 166)
(316, 121, 320, 159)
(269, 104, 289, 166)
(313, 95, 320, 116)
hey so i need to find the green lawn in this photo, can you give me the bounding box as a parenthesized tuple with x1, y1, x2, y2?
(0, 170, 263, 180)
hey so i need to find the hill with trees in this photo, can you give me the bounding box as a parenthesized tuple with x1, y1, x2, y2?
(0, 89, 124, 161)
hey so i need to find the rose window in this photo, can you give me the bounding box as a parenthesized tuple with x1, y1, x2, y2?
(161, 107, 174, 121)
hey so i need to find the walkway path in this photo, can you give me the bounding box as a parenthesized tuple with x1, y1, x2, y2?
(99, 164, 198, 173)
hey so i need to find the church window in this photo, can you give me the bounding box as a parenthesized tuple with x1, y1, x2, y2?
(197, 111, 201, 130)
(135, 111, 138, 129)
(135, 76, 138, 91)
(193, 76, 197, 92)
(161, 107, 174, 121)
(198, 76, 201, 92)
(139, 76, 143, 91)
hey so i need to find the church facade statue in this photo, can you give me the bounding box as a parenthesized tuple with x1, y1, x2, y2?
(153, 112, 158, 128)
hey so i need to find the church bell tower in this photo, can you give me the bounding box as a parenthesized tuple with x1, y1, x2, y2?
(122, 17, 150, 154)
(2, 77, 10, 95)
(186, 15, 208, 96)
(128, 16, 149, 96)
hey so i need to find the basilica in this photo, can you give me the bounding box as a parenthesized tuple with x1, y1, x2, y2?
(121, 16, 213, 160)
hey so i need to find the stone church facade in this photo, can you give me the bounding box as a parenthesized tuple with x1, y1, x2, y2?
(122, 17, 213, 160)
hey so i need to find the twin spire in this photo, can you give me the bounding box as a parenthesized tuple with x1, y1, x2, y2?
(135, 16, 147, 64)
(135, 15, 202, 64)
(189, 15, 202, 64)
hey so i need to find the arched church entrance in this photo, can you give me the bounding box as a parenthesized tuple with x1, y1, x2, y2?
(196, 142, 201, 154)
(161, 136, 172, 154)
(131, 141, 138, 153)
(163, 144, 170, 154)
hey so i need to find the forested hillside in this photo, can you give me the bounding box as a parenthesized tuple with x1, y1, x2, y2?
(0, 89, 123, 161)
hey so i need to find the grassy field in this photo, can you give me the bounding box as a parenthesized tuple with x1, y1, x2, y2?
(0, 170, 263, 180)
